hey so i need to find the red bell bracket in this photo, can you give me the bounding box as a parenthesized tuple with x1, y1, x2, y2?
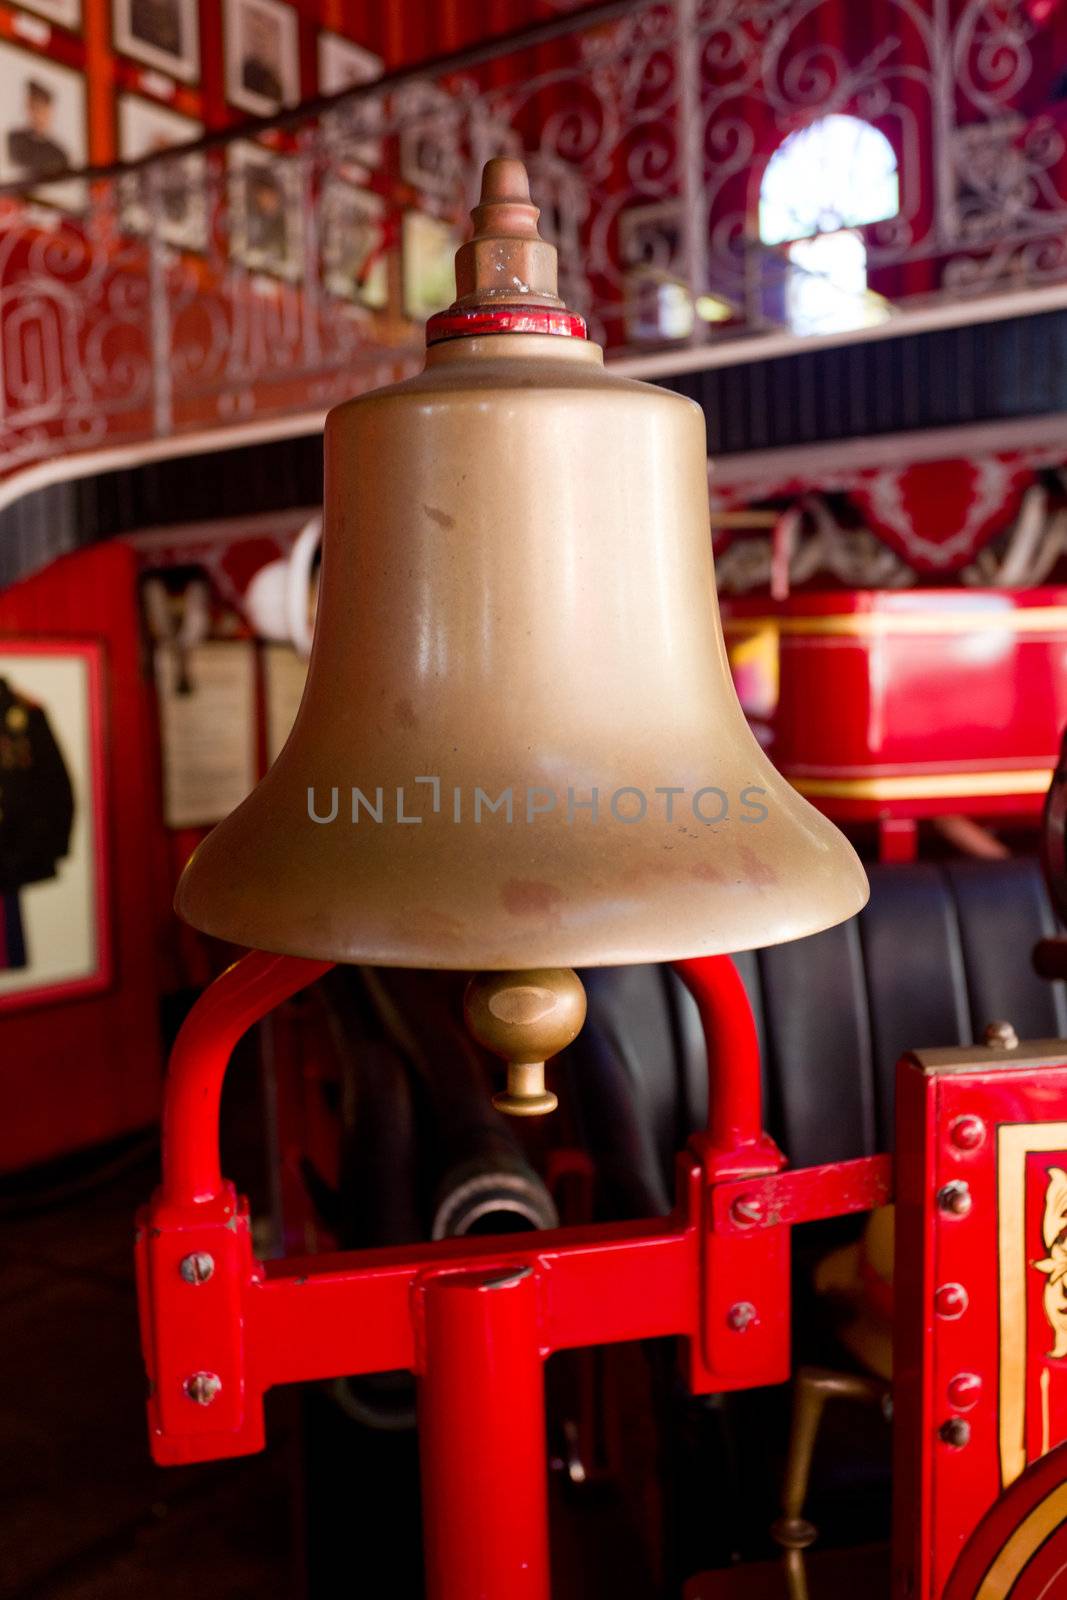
(135, 951, 891, 1594)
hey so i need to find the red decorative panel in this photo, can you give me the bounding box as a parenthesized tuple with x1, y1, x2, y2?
(849, 457, 1035, 573)
(893, 1040, 1067, 1600)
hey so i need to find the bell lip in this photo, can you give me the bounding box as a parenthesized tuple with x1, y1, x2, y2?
(173, 869, 870, 971)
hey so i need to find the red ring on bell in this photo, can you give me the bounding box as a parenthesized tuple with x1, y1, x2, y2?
(426, 304, 588, 345)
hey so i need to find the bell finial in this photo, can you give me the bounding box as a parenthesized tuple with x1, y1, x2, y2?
(453, 157, 564, 310)
(479, 155, 533, 207)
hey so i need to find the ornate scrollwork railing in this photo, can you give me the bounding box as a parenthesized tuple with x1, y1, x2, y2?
(2, 0, 1066, 485)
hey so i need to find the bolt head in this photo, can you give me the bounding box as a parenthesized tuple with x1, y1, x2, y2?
(727, 1301, 757, 1332)
(935, 1282, 969, 1320)
(984, 1020, 1019, 1050)
(179, 1252, 215, 1285)
(947, 1372, 982, 1411)
(729, 1194, 765, 1228)
(939, 1417, 971, 1448)
(770, 1516, 817, 1552)
(950, 1115, 986, 1152)
(937, 1180, 973, 1218)
(184, 1372, 221, 1406)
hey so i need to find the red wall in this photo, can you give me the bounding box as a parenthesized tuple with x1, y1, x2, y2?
(0, 541, 164, 1170)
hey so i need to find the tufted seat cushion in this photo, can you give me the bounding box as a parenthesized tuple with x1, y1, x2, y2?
(569, 858, 1067, 1210)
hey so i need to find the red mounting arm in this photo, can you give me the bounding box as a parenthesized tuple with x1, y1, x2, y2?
(675, 954, 785, 1178)
(160, 951, 334, 1213)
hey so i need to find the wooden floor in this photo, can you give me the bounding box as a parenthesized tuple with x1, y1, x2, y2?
(0, 1144, 294, 1600)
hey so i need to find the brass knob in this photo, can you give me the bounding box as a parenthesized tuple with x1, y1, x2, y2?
(464, 968, 586, 1116)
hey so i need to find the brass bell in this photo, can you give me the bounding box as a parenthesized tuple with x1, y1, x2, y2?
(177, 159, 867, 1063)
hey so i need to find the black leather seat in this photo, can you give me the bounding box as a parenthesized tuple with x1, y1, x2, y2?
(568, 858, 1067, 1212)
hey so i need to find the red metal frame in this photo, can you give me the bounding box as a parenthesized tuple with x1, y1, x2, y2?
(136, 949, 890, 1599)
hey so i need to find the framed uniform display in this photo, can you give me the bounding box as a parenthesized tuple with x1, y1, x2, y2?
(0, 640, 111, 1013)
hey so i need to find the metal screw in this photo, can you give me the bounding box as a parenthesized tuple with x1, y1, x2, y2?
(184, 1372, 221, 1406)
(939, 1417, 971, 1449)
(727, 1301, 757, 1332)
(947, 1372, 982, 1411)
(179, 1252, 215, 1285)
(984, 1020, 1019, 1050)
(949, 1115, 986, 1153)
(935, 1282, 969, 1320)
(730, 1194, 765, 1228)
(937, 1180, 973, 1218)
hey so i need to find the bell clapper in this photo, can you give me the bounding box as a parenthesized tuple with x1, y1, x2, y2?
(464, 968, 587, 1117)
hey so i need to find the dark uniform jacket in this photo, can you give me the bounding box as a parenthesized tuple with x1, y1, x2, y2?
(0, 678, 74, 894)
(7, 129, 68, 182)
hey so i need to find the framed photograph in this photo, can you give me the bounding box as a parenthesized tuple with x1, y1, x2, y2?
(118, 94, 206, 251)
(225, 0, 299, 117)
(228, 139, 303, 281)
(14, 0, 82, 28)
(397, 81, 462, 198)
(0, 641, 111, 1014)
(318, 31, 380, 95)
(321, 180, 386, 308)
(401, 210, 457, 322)
(317, 30, 382, 168)
(618, 198, 685, 280)
(111, 0, 200, 85)
(155, 640, 257, 828)
(0, 43, 86, 211)
(618, 199, 695, 343)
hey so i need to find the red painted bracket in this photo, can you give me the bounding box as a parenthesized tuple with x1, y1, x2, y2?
(711, 1154, 894, 1234)
(136, 952, 895, 1467)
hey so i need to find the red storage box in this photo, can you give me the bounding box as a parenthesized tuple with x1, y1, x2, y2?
(720, 588, 1067, 822)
